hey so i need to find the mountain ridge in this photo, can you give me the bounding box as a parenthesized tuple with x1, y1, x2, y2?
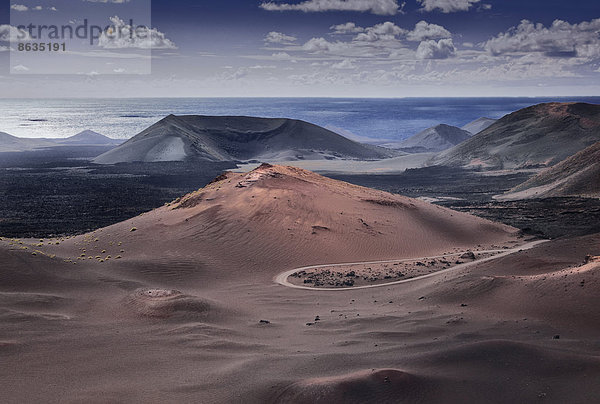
(382, 124, 472, 153)
(94, 115, 396, 164)
(432, 102, 600, 169)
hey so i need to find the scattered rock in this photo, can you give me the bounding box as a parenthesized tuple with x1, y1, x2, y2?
(259, 320, 271, 324)
(342, 279, 354, 287)
(553, 335, 560, 340)
(460, 251, 476, 260)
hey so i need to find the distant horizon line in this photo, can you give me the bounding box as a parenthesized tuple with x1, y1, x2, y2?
(1, 96, 600, 100)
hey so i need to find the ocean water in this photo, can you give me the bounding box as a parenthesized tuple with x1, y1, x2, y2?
(1, 97, 599, 142)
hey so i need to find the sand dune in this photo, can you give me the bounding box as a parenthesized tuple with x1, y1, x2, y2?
(1, 166, 599, 403)
(433, 102, 600, 169)
(499, 140, 600, 200)
(70, 163, 517, 275)
(274, 369, 430, 403)
(94, 115, 395, 164)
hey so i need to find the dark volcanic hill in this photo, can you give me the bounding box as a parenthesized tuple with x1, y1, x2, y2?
(461, 117, 497, 134)
(433, 103, 600, 169)
(499, 140, 600, 200)
(94, 115, 394, 164)
(60, 130, 122, 146)
(382, 124, 472, 153)
(0, 131, 55, 152)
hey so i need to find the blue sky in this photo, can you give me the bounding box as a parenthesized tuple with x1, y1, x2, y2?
(0, 0, 599, 97)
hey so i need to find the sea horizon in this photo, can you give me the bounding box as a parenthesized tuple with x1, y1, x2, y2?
(2, 96, 600, 142)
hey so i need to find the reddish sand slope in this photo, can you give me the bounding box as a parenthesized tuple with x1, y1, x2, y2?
(57, 163, 517, 280)
(1, 165, 599, 403)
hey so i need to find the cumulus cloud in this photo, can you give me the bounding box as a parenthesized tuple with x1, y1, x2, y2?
(98, 16, 177, 49)
(354, 21, 406, 42)
(331, 59, 357, 69)
(417, 0, 481, 13)
(271, 51, 294, 60)
(407, 21, 451, 41)
(11, 4, 57, 11)
(260, 0, 403, 15)
(13, 64, 30, 71)
(485, 18, 600, 59)
(330, 22, 365, 34)
(302, 37, 337, 52)
(416, 38, 455, 59)
(265, 31, 297, 43)
(0, 24, 31, 42)
(297, 20, 453, 59)
(10, 4, 29, 11)
(249, 65, 277, 69)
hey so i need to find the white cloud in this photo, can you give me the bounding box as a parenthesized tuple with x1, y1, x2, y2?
(249, 64, 277, 69)
(260, 0, 403, 15)
(354, 21, 406, 42)
(10, 4, 52, 11)
(98, 16, 177, 49)
(113, 68, 126, 73)
(485, 18, 600, 59)
(272, 51, 293, 60)
(0, 24, 31, 42)
(417, 0, 481, 13)
(13, 64, 30, 71)
(406, 21, 451, 41)
(302, 37, 336, 52)
(416, 38, 455, 59)
(265, 31, 297, 44)
(0, 45, 9, 52)
(330, 22, 364, 34)
(10, 4, 28, 11)
(331, 59, 357, 69)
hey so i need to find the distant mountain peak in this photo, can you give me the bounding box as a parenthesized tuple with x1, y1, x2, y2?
(434, 102, 600, 170)
(381, 124, 472, 153)
(62, 130, 122, 145)
(461, 117, 497, 135)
